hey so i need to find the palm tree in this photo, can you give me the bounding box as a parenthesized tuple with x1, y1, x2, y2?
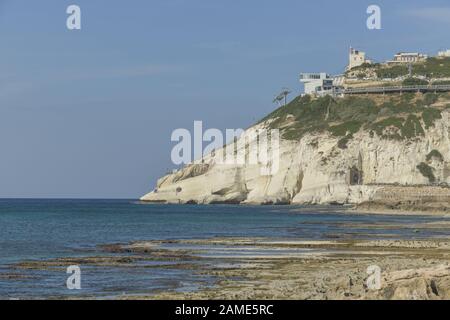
(273, 88, 292, 107)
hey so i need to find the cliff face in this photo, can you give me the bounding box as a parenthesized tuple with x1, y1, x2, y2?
(141, 107, 450, 205)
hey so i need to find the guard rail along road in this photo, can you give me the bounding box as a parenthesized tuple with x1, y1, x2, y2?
(344, 84, 450, 95)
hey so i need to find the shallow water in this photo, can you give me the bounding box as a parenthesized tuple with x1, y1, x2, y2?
(0, 199, 448, 299)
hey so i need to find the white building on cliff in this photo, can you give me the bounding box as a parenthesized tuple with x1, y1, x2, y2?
(388, 52, 428, 64)
(347, 48, 372, 71)
(438, 49, 450, 58)
(299, 73, 334, 95)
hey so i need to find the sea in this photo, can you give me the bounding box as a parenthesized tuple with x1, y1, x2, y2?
(0, 199, 448, 299)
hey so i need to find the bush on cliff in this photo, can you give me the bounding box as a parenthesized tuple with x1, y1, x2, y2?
(417, 162, 436, 183)
(426, 150, 444, 162)
(402, 78, 429, 86)
(329, 120, 362, 137)
(401, 115, 425, 138)
(360, 57, 450, 79)
(262, 93, 446, 142)
(422, 108, 442, 128)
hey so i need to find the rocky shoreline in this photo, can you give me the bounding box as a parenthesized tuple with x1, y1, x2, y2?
(148, 238, 450, 300)
(355, 201, 450, 216)
(8, 230, 450, 300)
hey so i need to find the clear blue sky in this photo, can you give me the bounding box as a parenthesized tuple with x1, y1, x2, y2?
(1, 0, 449, 198)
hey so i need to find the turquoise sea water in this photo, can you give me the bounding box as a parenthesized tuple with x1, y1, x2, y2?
(0, 199, 448, 299)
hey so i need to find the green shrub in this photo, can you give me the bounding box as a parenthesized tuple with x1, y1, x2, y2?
(422, 108, 442, 128)
(371, 117, 403, 138)
(376, 65, 408, 79)
(328, 121, 362, 137)
(401, 92, 415, 102)
(356, 72, 366, 79)
(260, 92, 447, 141)
(337, 134, 353, 149)
(372, 57, 450, 79)
(426, 150, 444, 162)
(401, 115, 424, 138)
(413, 57, 450, 78)
(423, 93, 438, 105)
(432, 80, 450, 85)
(346, 62, 376, 73)
(416, 162, 436, 183)
(402, 78, 429, 86)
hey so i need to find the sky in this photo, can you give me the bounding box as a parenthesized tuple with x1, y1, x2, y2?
(1, 0, 450, 198)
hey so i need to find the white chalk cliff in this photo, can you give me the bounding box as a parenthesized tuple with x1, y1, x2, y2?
(141, 109, 450, 205)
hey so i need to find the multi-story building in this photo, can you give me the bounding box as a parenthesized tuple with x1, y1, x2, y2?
(389, 52, 428, 63)
(347, 48, 372, 71)
(299, 73, 334, 95)
(438, 49, 450, 58)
